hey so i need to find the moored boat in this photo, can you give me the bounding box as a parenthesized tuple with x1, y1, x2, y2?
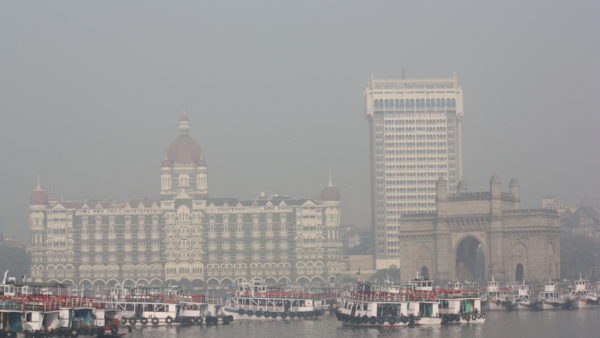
(514, 282, 535, 310)
(438, 282, 486, 324)
(569, 275, 598, 309)
(224, 281, 323, 321)
(538, 280, 569, 310)
(482, 276, 514, 311)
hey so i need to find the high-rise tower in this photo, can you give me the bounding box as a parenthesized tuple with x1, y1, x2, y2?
(365, 75, 464, 269)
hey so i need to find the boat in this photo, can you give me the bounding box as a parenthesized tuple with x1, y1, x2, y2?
(335, 282, 412, 327)
(569, 275, 598, 309)
(537, 280, 569, 310)
(334, 277, 444, 327)
(224, 281, 323, 321)
(408, 276, 442, 325)
(514, 282, 535, 310)
(437, 282, 486, 324)
(482, 276, 513, 311)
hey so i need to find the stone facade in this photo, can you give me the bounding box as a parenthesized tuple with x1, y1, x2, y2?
(28, 114, 345, 289)
(396, 176, 560, 282)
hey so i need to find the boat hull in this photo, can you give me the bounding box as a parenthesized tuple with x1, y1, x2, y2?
(484, 301, 508, 311)
(516, 302, 536, 310)
(540, 301, 568, 310)
(571, 299, 592, 309)
(223, 308, 321, 321)
(442, 313, 486, 324)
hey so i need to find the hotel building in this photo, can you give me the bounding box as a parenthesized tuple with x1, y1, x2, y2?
(365, 75, 464, 269)
(28, 114, 345, 289)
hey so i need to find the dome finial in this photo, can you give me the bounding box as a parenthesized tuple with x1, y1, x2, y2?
(321, 170, 340, 202)
(30, 175, 48, 205)
(179, 111, 190, 135)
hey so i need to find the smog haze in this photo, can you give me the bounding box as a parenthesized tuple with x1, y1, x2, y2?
(1, 0, 599, 242)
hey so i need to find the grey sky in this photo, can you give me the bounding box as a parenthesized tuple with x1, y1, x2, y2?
(1, 1, 599, 242)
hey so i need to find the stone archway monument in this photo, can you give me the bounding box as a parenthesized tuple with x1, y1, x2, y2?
(397, 176, 560, 282)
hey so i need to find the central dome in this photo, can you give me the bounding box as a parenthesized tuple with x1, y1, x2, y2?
(165, 113, 206, 166)
(166, 135, 205, 165)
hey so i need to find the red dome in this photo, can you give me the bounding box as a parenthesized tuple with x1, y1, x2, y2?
(166, 135, 206, 166)
(321, 186, 340, 201)
(30, 189, 48, 205)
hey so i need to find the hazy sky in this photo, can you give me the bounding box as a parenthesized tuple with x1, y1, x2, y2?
(1, 1, 599, 242)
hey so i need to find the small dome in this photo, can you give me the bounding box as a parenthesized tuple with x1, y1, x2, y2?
(30, 189, 48, 205)
(161, 158, 171, 168)
(180, 112, 190, 122)
(490, 174, 501, 185)
(436, 176, 447, 186)
(509, 177, 519, 186)
(321, 186, 341, 201)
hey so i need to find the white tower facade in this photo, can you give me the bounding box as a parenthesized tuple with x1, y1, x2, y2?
(365, 75, 464, 269)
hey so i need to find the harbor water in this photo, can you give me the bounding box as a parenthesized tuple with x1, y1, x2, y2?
(128, 309, 600, 338)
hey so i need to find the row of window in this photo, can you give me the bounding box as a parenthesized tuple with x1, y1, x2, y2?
(382, 118, 448, 125)
(374, 98, 457, 108)
(385, 149, 447, 155)
(384, 126, 447, 132)
(384, 141, 447, 147)
(385, 134, 447, 140)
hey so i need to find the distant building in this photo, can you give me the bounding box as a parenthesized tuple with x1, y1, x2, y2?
(340, 226, 372, 255)
(559, 206, 600, 279)
(346, 255, 376, 279)
(365, 75, 464, 269)
(0, 237, 29, 279)
(561, 206, 600, 240)
(28, 114, 345, 289)
(541, 196, 576, 215)
(397, 176, 560, 282)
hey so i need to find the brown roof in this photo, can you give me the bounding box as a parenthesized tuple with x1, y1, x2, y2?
(321, 186, 341, 201)
(30, 190, 48, 205)
(166, 135, 206, 166)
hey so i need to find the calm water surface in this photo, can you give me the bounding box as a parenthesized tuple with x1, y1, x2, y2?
(129, 310, 600, 338)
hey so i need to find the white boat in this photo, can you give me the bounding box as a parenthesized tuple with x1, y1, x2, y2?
(224, 281, 323, 321)
(538, 281, 569, 310)
(409, 277, 442, 325)
(335, 283, 412, 327)
(514, 282, 535, 310)
(335, 279, 443, 327)
(105, 300, 180, 326)
(482, 276, 513, 311)
(569, 275, 598, 309)
(438, 282, 486, 324)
